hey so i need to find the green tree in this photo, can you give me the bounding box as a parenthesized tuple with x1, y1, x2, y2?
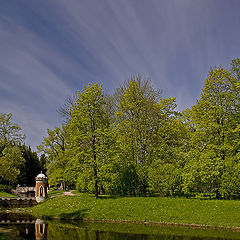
(182, 66, 240, 197)
(0, 113, 25, 183)
(146, 96, 191, 196)
(219, 157, 240, 199)
(231, 58, 240, 81)
(37, 125, 70, 189)
(148, 161, 181, 196)
(39, 154, 47, 174)
(68, 83, 112, 198)
(114, 76, 163, 196)
(17, 145, 42, 186)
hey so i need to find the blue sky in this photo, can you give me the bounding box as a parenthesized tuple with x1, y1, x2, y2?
(1, 0, 240, 150)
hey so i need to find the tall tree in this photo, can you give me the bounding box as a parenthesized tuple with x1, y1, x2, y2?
(68, 83, 112, 198)
(114, 76, 162, 196)
(39, 154, 47, 174)
(37, 125, 69, 189)
(58, 93, 77, 124)
(148, 100, 189, 197)
(17, 145, 43, 186)
(182, 66, 240, 197)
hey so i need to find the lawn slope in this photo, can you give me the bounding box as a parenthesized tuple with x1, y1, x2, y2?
(31, 193, 240, 228)
(0, 191, 16, 197)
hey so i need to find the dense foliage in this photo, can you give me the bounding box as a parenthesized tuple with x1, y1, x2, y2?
(0, 113, 25, 184)
(38, 60, 240, 199)
(0, 113, 45, 187)
(2, 59, 240, 199)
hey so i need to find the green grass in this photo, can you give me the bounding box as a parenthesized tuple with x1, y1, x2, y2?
(71, 190, 81, 195)
(31, 193, 240, 228)
(0, 191, 16, 197)
(47, 190, 65, 197)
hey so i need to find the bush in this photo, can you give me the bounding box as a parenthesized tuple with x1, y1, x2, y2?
(0, 184, 12, 193)
(194, 192, 216, 200)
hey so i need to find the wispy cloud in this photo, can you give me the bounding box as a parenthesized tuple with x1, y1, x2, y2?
(1, 0, 240, 148)
(0, 100, 52, 149)
(0, 17, 74, 149)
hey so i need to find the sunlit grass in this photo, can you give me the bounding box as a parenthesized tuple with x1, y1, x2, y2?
(0, 191, 16, 197)
(71, 190, 81, 195)
(30, 193, 240, 228)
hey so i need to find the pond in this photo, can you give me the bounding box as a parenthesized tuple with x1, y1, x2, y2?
(1, 213, 240, 240)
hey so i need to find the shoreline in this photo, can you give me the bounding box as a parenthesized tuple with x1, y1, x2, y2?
(1, 208, 240, 232)
(3, 193, 240, 232)
(42, 217, 240, 232)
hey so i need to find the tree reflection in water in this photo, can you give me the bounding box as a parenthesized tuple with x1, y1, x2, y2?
(1, 216, 240, 239)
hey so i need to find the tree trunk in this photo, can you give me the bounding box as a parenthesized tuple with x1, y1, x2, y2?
(94, 167, 98, 199)
(95, 230, 99, 240)
(132, 188, 136, 197)
(143, 185, 147, 197)
(92, 130, 98, 199)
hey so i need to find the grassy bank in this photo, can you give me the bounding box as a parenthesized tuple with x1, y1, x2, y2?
(30, 193, 240, 228)
(0, 191, 16, 197)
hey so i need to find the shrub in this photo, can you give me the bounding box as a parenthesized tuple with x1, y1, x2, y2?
(0, 184, 12, 193)
(194, 192, 216, 200)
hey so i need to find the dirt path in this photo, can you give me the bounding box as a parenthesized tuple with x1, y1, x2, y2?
(49, 190, 76, 198)
(63, 190, 75, 196)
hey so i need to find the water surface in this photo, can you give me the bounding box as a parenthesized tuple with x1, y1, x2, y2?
(1, 214, 240, 240)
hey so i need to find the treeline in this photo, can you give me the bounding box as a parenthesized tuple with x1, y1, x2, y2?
(1, 59, 240, 199)
(37, 59, 240, 199)
(0, 113, 46, 188)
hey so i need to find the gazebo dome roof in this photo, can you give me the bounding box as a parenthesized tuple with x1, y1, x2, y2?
(36, 172, 47, 180)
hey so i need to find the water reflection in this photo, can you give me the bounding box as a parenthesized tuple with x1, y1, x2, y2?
(1, 214, 240, 240)
(35, 219, 47, 240)
(0, 215, 47, 239)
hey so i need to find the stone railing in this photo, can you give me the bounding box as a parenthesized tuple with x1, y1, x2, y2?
(0, 197, 37, 208)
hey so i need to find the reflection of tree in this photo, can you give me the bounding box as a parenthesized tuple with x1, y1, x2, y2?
(95, 230, 99, 240)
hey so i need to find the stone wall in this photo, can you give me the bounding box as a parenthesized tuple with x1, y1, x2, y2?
(12, 187, 36, 198)
(0, 197, 37, 208)
(0, 212, 36, 222)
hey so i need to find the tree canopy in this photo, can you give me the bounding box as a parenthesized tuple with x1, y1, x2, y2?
(2, 58, 236, 199)
(0, 113, 25, 183)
